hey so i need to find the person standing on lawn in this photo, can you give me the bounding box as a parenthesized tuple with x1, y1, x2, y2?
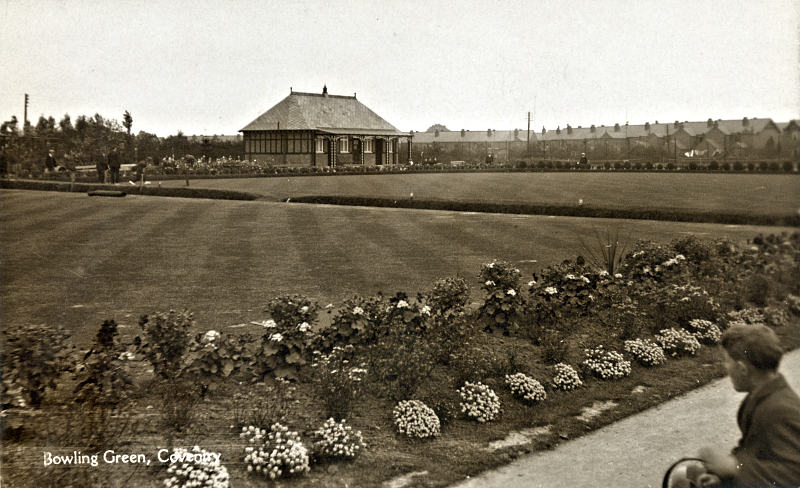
(696, 324, 800, 487)
(96, 150, 109, 183)
(107, 146, 121, 184)
(44, 149, 57, 174)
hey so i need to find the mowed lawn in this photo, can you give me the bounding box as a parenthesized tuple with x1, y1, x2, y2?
(161, 172, 800, 217)
(1, 189, 796, 343)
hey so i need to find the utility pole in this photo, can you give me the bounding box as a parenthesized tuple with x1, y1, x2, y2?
(23, 93, 29, 134)
(526, 111, 531, 160)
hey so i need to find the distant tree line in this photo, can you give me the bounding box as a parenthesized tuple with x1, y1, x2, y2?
(0, 112, 243, 175)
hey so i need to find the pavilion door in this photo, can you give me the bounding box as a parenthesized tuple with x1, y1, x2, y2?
(375, 139, 384, 165)
(352, 139, 362, 164)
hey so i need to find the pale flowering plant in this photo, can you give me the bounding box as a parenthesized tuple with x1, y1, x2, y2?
(505, 373, 546, 403)
(241, 423, 310, 480)
(393, 399, 441, 438)
(655, 328, 702, 357)
(424, 277, 470, 318)
(785, 294, 800, 316)
(478, 260, 525, 334)
(623, 338, 667, 366)
(311, 418, 366, 461)
(317, 294, 390, 350)
(163, 446, 229, 488)
(552, 363, 583, 391)
(183, 330, 248, 380)
(581, 346, 631, 380)
(687, 319, 722, 345)
(311, 345, 367, 420)
(252, 295, 320, 380)
(458, 381, 501, 422)
(722, 308, 765, 329)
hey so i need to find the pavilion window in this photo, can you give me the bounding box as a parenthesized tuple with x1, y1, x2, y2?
(316, 138, 326, 153)
(364, 138, 373, 153)
(339, 137, 350, 153)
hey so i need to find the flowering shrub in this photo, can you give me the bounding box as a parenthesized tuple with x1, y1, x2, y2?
(762, 306, 791, 328)
(623, 243, 682, 282)
(252, 295, 320, 380)
(73, 319, 134, 406)
(317, 294, 390, 349)
(552, 363, 583, 391)
(163, 446, 229, 488)
(1, 322, 73, 408)
(528, 263, 601, 320)
(786, 295, 800, 316)
(505, 373, 546, 403)
(242, 424, 310, 480)
(581, 346, 631, 380)
(623, 338, 667, 366)
(723, 308, 766, 328)
(687, 319, 722, 345)
(479, 260, 525, 334)
(393, 400, 441, 438)
(311, 345, 367, 419)
(425, 276, 470, 318)
(458, 381, 501, 422)
(137, 310, 194, 380)
(311, 418, 365, 460)
(656, 328, 702, 357)
(183, 330, 248, 380)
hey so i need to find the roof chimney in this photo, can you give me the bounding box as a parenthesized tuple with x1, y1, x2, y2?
(674, 120, 679, 128)
(541, 126, 546, 135)
(567, 124, 572, 134)
(707, 118, 713, 128)
(556, 126, 561, 134)
(645, 122, 650, 131)
(742, 117, 749, 126)
(590, 124, 596, 133)
(461, 129, 465, 137)
(487, 128, 492, 137)
(514, 128, 519, 137)
(614, 123, 620, 132)
(322, 85, 328, 96)
(434, 129, 440, 137)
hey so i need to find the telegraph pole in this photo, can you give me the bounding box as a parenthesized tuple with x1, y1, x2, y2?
(23, 93, 29, 134)
(526, 111, 531, 160)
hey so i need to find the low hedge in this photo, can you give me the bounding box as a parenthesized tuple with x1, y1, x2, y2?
(289, 195, 800, 227)
(0, 179, 260, 201)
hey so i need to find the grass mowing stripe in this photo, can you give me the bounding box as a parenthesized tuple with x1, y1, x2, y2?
(285, 204, 371, 300)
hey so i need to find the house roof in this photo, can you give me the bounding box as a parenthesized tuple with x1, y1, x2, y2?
(411, 129, 536, 144)
(240, 90, 407, 135)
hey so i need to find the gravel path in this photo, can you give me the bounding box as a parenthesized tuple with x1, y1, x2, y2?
(452, 349, 800, 488)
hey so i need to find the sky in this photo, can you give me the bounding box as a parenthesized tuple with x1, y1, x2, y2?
(1, 0, 798, 137)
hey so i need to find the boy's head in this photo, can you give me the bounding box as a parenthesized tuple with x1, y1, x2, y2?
(720, 324, 783, 391)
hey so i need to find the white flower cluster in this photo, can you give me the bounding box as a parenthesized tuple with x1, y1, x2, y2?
(725, 308, 765, 327)
(163, 446, 229, 488)
(297, 322, 312, 333)
(504, 373, 546, 403)
(118, 351, 135, 361)
(311, 418, 365, 459)
(688, 319, 722, 345)
(581, 346, 632, 380)
(662, 254, 686, 267)
(624, 338, 666, 366)
(393, 400, 441, 438)
(544, 286, 558, 295)
(202, 330, 220, 343)
(241, 424, 310, 480)
(656, 328, 701, 357)
(785, 294, 800, 315)
(552, 363, 583, 391)
(458, 382, 501, 423)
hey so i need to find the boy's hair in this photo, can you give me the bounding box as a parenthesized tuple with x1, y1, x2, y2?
(720, 324, 783, 371)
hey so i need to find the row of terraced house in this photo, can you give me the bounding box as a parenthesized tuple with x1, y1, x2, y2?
(240, 87, 799, 167)
(410, 118, 800, 164)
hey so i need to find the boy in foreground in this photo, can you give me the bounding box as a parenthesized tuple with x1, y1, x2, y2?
(697, 324, 800, 487)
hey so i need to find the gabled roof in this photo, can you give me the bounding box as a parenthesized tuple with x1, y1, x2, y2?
(777, 120, 799, 132)
(240, 91, 406, 134)
(412, 129, 536, 144)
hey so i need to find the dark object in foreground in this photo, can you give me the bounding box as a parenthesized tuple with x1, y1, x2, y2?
(88, 190, 127, 197)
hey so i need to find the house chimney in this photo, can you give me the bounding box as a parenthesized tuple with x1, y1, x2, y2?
(590, 124, 596, 133)
(707, 118, 713, 128)
(434, 129, 440, 137)
(556, 126, 561, 134)
(461, 129, 465, 137)
(742, 117, 749, 126)
(645, 122, 650, 131)
(514, 128, 519, 137)
(322, 85, 328, 96)
(614, 123, 620, 132)
(567, 124, 572, 134)
(674, 120, 679, 128)
(487, 129, 492, 137)
(541, 126, 546, 135)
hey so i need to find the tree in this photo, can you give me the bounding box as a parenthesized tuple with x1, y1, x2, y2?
(123, 111, 133, 135)
(425, 124, 450, 133)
